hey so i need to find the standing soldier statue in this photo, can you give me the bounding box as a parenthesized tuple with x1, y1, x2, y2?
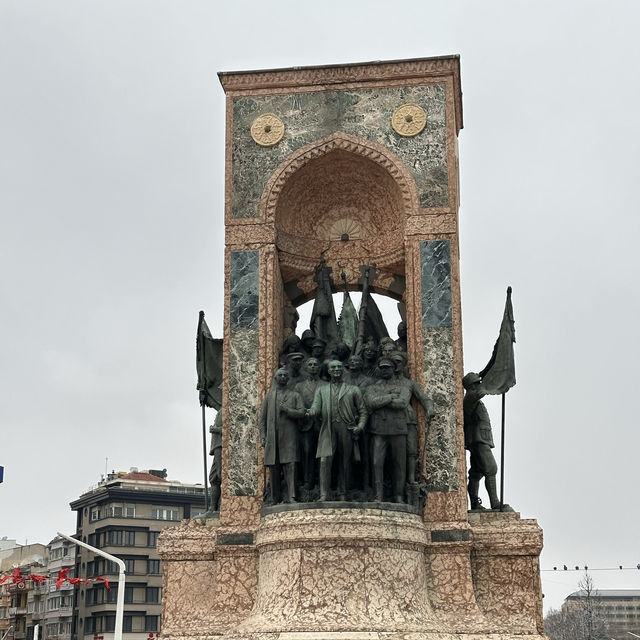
(462, 372, 500, 510)
(208, 412, 223, 511)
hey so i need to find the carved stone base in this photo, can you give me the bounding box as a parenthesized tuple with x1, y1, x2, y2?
(159, 509, 546, 640)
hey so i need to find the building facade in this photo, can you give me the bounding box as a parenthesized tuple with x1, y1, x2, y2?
(564, 589, 640, 639)
(0, 543, 47, 640)
(70, 469, 205, 640)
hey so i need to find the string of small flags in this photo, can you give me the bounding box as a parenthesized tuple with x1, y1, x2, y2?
(541, 564, 640, 572)
(0, 568, 110, 590)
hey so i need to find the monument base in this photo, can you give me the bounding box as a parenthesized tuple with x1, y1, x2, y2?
(159, 507, 545, 640)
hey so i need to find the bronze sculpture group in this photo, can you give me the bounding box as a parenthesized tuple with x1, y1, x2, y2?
(207, 263, 511, 512)
(260, 314, 435, 506)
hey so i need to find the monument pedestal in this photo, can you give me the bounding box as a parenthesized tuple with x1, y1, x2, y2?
(158, 508, 544, 640)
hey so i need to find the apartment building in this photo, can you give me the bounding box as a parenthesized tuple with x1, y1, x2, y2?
(564, 588, 640, 639)
(0, 543, 47, 640)
(69, 469, 205, 640)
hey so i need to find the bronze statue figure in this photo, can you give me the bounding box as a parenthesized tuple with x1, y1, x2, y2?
(365, 357, 412, 503)
(294, 358, 325, 491)
(462, 372, 499, 510)
(307, 360, 367, 501)
(260, 368, 305, 504)
(208, 412, 223, 511)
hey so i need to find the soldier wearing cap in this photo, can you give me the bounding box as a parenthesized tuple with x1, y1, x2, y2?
(286, 351, 305, 389)
(463, 372, 499, 510)
(390, 351, 435, 485)
(365, 357, 412, 503)
(300, 329, 316, 359)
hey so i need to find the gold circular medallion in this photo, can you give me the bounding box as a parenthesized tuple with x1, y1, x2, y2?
(391, 104, 427, 137)
(250, 113, 285, 146)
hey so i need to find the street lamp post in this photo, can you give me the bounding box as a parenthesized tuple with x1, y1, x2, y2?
(55, 532, 126, 640)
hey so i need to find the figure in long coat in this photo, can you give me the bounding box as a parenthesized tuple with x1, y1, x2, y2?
(307, 360, 367, 501)
(260, 368, 305, 504)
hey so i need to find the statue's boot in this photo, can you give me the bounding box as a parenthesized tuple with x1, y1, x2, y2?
(210, 483, 221, 512)
(485, 475, 500, 509)
(468, 478, 484, 510)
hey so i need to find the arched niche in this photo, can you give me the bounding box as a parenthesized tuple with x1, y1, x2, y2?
(261, 132, 419, 306)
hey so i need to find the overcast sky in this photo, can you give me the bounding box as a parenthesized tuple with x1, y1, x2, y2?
(2, 0, 639, 613)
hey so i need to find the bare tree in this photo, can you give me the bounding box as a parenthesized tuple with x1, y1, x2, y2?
(544, 573, 609, 640)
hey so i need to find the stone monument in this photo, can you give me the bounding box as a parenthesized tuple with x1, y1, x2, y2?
(159, 56, 546, 640)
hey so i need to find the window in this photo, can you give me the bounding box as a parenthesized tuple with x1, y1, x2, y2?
(87, 534, 96, 548)
(110, 505, 123, 517)
(147, 559, 161, 575)
(124, 586, 133, 604)
(124, 531, 136, 546)
(123, 616, 132, 633)
(107, 530, 122, 546)
(124, 558, 135, 574)
(147, 531, 159, 547)
(90, 507, 100, 522)
(104, 615, 115, 632)
(146, 587, 159, 603)
(85, 618, 95, 633)
(151, 507, 179, 521)
(104, 560, 119, 574)
(125, 506, 135, 518)
(145, 616, 159, 632)
(106, 586, 117, 604)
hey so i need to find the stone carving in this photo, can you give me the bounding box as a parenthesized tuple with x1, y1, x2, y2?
(259, 368, 305, 504)
(462, 372, 500, 510)
(392, 104, 427, 137)
(250, 113, 285, 147)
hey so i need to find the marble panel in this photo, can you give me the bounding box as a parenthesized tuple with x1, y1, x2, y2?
(228, 250, 260, 496)
(420, 240, 457, 493)
(232, 84, 448, 218)
(230, 250, 259, 329)
(420, 240, 452, 328)
(228, 327, 259, 496)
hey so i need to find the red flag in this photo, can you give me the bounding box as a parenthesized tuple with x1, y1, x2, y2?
(95, 576, 111, 590)
(56, 568, 69, 589)
(29, 575, 47, 583)
(0, 575, 9, 585)
(13, 568, 24, 584)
